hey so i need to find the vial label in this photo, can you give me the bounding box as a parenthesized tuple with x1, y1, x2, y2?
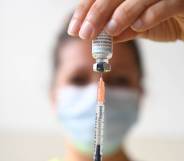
(92, 31, 112, 54)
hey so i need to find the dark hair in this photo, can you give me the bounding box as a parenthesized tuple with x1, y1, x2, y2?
(52, 15, 143, 89)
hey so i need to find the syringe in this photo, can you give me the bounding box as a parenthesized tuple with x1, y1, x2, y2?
(93, 76, 105, 161)
(92, 31, 112, 161)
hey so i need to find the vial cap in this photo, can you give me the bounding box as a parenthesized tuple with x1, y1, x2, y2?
(93, 62, 111, 72)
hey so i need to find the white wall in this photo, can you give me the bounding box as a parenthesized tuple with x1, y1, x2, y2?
(1, 0, 184, 161)
(0, 0, 77, 133)
(0, 1, 78, 160)
(135, 40, 184, 138)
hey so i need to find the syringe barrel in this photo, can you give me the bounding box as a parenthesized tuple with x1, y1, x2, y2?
(94, 103, 104, 160)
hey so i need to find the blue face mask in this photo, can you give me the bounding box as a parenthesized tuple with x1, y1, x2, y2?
(56, 83, 139, 155)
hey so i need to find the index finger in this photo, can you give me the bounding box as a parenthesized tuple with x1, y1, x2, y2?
(68, 0, 94, 36)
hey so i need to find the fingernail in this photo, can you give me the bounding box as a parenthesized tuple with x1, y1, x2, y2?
(105, 19, 118, 35)
(68, 19, 81, 36)
(131, 19, 143, 31)
(79, 21, 94, 39)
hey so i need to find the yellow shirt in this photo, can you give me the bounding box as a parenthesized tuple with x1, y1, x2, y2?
(49, 158, 63, 161)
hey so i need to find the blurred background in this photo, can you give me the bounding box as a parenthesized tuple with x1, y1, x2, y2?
(1, 0, 184, 161)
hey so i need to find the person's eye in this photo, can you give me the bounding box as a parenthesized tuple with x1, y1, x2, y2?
(105, 76, 131, 87)
(70, 75, 90, 86)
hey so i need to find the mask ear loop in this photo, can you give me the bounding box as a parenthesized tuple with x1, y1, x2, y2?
(50, 89, 58, 114)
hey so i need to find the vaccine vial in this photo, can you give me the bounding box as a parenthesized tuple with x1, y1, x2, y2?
(92, 31, 113, 72)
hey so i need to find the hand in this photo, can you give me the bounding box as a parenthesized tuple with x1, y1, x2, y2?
(67, 0, 184, 42)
